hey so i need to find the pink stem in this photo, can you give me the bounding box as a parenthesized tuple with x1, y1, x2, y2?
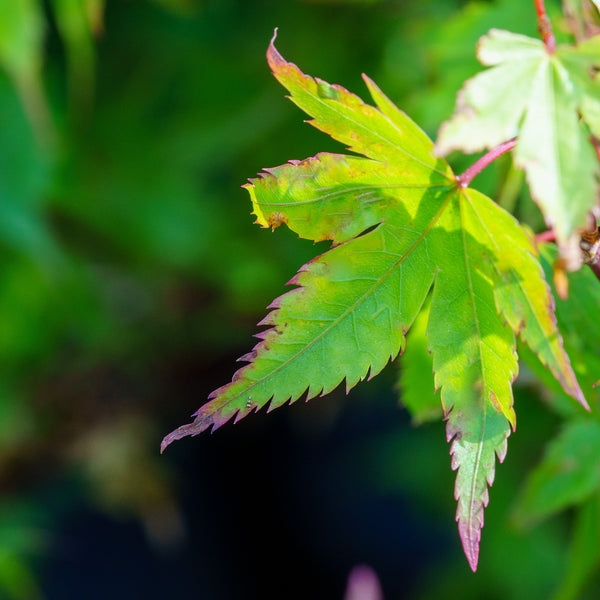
(456, 138, 517, 188)
(534, 0, 556, 53)
(591, 136, 600, 162)
(535, 229, 556, 243)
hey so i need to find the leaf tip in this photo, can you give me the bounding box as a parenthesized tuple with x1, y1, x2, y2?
(244, 181, 270, 228)
(467, 547, 479, 572)
(267, 27, 286, 73)
(576, 389, 591, 412)
(268, 27, 279, 57)
(160, 406, 232, 452)
(457, 520, 480, 572)
(160, 420, 204, 453)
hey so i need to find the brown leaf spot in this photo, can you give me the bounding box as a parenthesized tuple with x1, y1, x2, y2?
(268, 211, 288, 230)
(489, 390, 503, 414)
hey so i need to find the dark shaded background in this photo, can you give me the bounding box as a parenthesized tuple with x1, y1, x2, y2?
(0, 0, 597, 598)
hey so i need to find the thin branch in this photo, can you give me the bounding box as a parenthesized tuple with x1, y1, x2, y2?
(456, 138, 517, 188)
(535, 229, 556, 243)
(534, 0, 556, 53)
(591, 135, 600, 162)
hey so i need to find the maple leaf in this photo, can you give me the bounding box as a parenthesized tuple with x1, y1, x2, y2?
(398, 300, 441, 426)
(563, 0, 600, 40)
(163, 32, 586, 570)
(525, 244, 600, 404)
(436, 29, 600, 246)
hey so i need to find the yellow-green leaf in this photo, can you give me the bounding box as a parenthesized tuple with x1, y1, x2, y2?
(163, 34, 585, 571)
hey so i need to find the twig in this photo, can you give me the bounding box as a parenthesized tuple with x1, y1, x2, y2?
(456, 138, 517, 188)
(535, 229, 556, 243)
(591, 135, 600, 162)
(534, 0, 556, 53)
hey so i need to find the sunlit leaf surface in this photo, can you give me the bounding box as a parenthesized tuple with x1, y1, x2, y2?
(436, 29, 600, 244)
(164, 33, 585, 571)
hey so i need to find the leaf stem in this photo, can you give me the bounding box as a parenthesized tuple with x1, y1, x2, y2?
(537, 216, 600, 286)
(591, 135, 600, 162)
(534, 0, 556, 53)
(456, 138, 517, 188)
(535, 229, 556, 243)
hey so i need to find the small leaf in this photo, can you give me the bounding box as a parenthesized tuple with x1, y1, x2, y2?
(447, 406, 510, 571)
(553, 495, 600, 600)
(436, 29, 600, 245)
(519, 243, 600, 413)
(0, 0, 44, 80)
(0, 0, 53, 141)
(164, 34, 586, 571)
(513, 419, 600, 528)
(50, 0, 103, 114)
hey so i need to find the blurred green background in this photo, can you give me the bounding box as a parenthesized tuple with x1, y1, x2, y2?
(1, 0, 600, 598)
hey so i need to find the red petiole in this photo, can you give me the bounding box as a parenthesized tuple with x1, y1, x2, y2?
(534, 0, 556, 53)
(455, 138, 517, 188)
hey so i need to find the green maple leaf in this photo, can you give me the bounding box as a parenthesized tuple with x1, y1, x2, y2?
(436, 29, 600, 244)
(517, 243, 600, 415)
(398, 300, 441, 426)
(163, 33, 586, 571)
